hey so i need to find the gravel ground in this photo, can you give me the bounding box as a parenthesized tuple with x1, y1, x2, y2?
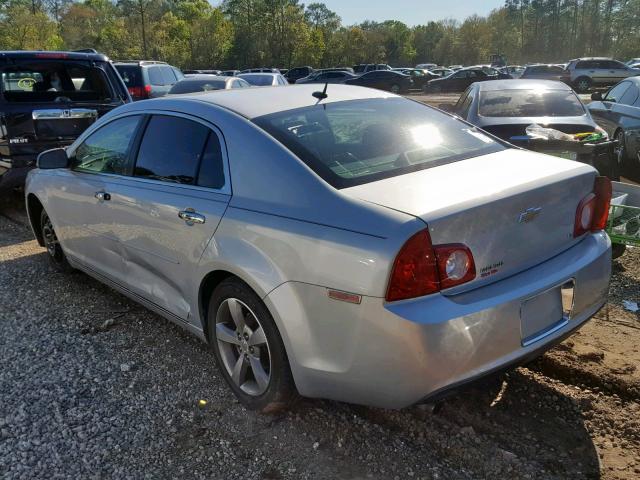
(1, 189, 640, 480)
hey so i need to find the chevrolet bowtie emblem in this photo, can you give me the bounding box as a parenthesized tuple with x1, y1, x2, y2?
(518, 207, 542, 223)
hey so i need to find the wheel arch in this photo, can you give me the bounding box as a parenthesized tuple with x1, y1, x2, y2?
(26, 193, 45, 246)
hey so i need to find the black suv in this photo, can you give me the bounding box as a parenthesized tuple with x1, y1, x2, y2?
(0, 50, 130, 194)
(113, 61, 184, 101)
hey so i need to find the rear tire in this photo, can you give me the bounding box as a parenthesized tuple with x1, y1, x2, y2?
(40, 209, 73, 273)
(574, 77, 592, 93)
(208, 278, 297, 412)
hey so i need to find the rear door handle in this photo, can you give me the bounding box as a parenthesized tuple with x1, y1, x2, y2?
(95, 191, 111, 201)
(178, 208, 205, 225)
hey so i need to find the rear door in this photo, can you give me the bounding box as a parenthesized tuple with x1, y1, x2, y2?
(107, 113, 231, 320)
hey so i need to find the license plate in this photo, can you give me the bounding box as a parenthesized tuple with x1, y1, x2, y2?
(547, 151, 578, 161)
(520, 280, 575, 347)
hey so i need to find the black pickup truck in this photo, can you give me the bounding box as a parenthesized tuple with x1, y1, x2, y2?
(0, 50, 131, 194)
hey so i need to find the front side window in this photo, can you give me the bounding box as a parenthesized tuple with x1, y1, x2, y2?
(619, 85, 639, 106)
(134, 115, 209, 185)
(160, 66, 177, 85)
(479, 90, 585, 117)
(253, 97, 504, 188)
(605, 82, 630, 102)
(73, 116, 141, 174)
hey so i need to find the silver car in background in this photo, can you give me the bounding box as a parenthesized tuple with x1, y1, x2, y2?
(25, 85, 612, 411)
(237, 72, 288, 86)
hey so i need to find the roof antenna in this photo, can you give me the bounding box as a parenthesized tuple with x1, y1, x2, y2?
(312, 82, 329, 101)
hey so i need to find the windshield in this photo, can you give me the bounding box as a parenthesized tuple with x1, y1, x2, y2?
(241, 75, 274, 86)
(169, 79, 226, 94)
(479, 89, 586, 117)
(1, 60, 113, 103)
(253, 97, 504, 188)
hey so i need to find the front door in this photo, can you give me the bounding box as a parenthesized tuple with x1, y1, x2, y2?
(49, 114, 143, 284)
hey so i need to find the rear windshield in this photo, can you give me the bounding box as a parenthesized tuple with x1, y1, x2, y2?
(253, 97, 504, 188)
(241, 74, 274, 86)
(479, 90, 586, 117)
(169, 79, 226, 94)
(1, 61, 113, 103)
(115, 65, 142, 87)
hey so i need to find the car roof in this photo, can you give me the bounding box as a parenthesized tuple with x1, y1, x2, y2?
(137, 84, 394, 119)
(476, 79, 573, 91)
(0, 50, 109, 61)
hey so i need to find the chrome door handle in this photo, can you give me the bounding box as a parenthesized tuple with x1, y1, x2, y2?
(178, 208, 205, 225)
(95, 191, 111, 201)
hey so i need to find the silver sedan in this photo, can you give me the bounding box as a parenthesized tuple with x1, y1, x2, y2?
(25, 85, 612, 410)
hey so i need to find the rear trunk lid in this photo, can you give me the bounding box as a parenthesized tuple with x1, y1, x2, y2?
(342, 148, 597, 292)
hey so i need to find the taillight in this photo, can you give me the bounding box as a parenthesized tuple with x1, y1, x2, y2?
(574, 176, 612, 237)
(386, 230, 476, 302)
(128, 85, 151, 99)
(386, 230, 439, 302)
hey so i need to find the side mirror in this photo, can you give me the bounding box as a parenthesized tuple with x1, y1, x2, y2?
(591, 92, 603, 101)
(37, 148, 69, 169)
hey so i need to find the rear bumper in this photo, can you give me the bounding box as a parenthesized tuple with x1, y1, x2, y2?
(265, 231, 611, 409)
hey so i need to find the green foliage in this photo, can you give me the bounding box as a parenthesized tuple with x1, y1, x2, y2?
(0, 0, 638, 68)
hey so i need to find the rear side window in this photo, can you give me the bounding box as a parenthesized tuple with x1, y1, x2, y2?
(73, 115, 141, 174)
(1, 60, 113, 103)
(134, 115, 209, 185)
(197, 134, 226, 189)
(253, 97, 504, 188)
(148, 67, 164, 86)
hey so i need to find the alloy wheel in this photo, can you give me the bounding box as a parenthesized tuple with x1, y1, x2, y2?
(577, 79, 590, 92)
(215, 298, 271, 396)
(42, 215, 59, 258)
(390, 84, 400, 94)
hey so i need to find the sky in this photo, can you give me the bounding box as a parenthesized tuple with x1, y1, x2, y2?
(316, 1, 504, 26)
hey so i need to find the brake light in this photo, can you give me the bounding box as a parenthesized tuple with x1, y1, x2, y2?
(574, 176, 611, 237)
(35, 52, 68, 59)
(144, 84, 152, 97)
(386, 230, 476, 302)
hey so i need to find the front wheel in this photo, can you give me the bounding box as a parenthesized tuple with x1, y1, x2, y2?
(390, 84, 401, 94)
(40, 209, 73, 273)
(612, 243, 626, 260)
(208, 278, 297, 412)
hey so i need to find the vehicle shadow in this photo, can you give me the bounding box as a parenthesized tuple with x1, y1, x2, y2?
(294, 369, 601, 479)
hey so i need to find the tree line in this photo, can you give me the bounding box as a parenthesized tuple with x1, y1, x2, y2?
(0, 0, 639, 69)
